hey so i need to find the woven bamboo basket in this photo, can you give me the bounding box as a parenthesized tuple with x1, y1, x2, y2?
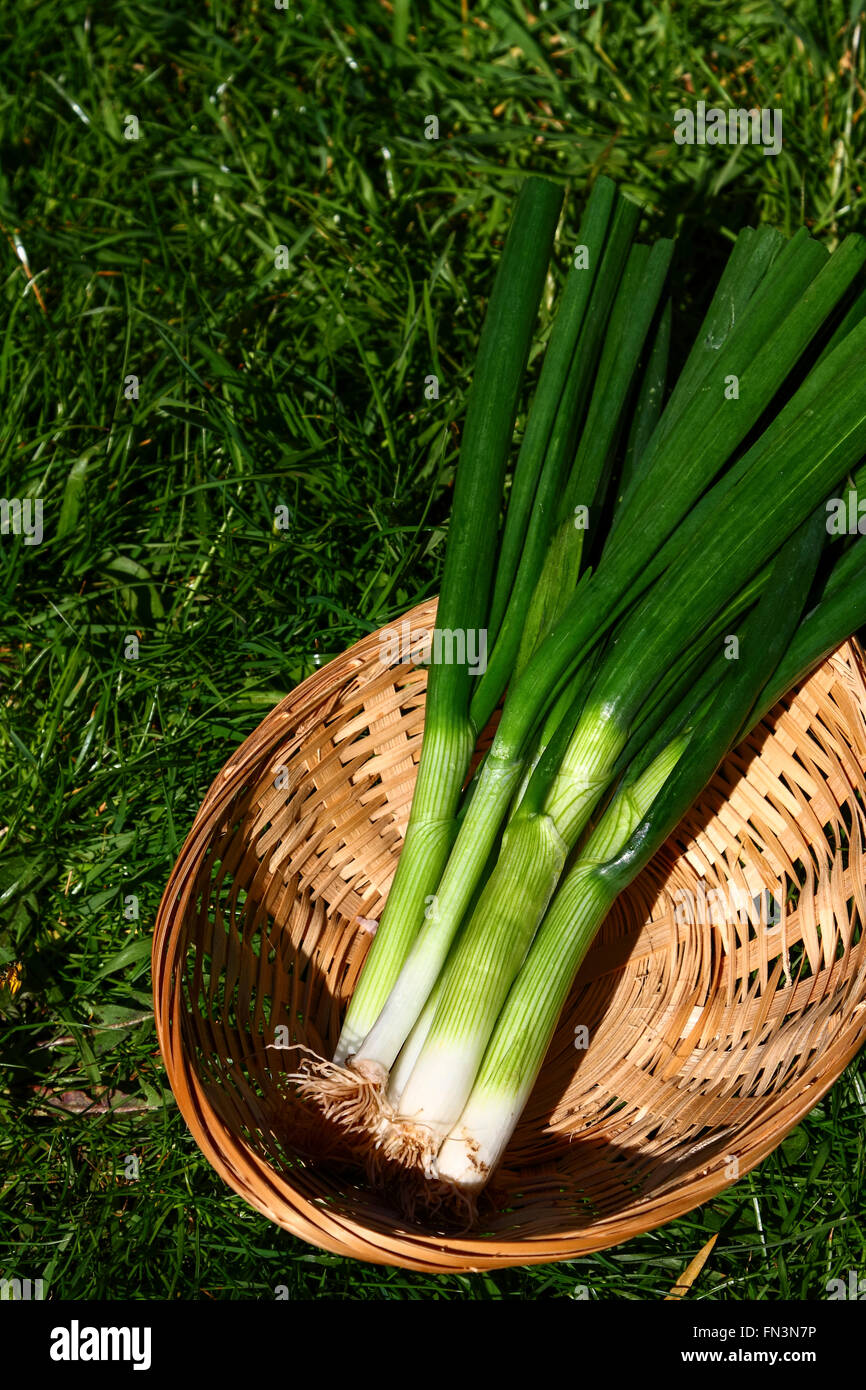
(153, 599, 866, 1271)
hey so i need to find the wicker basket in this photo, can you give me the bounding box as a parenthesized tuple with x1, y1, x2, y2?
(152, 599, 866, 1271)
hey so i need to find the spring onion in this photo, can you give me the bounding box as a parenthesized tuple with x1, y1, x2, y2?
(296, 175, 866, 1214)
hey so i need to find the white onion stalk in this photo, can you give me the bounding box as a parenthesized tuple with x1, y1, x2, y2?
(390, 811, 567, 1141)
(435, 736, 688, 1192)
(353, 706, 627, 1086)
(333, 722, 473, 1065)
(333, 179, 565, 1064)
(387, 972, 445, 1107)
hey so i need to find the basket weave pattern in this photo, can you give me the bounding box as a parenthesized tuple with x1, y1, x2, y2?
(153, 599, 866, 1271)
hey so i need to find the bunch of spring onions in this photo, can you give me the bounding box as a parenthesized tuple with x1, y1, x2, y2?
(297, 174, 866, 1212)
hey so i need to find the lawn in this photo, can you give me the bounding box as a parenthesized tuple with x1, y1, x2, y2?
(1, 0, 865, 1299)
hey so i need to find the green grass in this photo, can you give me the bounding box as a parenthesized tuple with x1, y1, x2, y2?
(1, 0, 865, 1300)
